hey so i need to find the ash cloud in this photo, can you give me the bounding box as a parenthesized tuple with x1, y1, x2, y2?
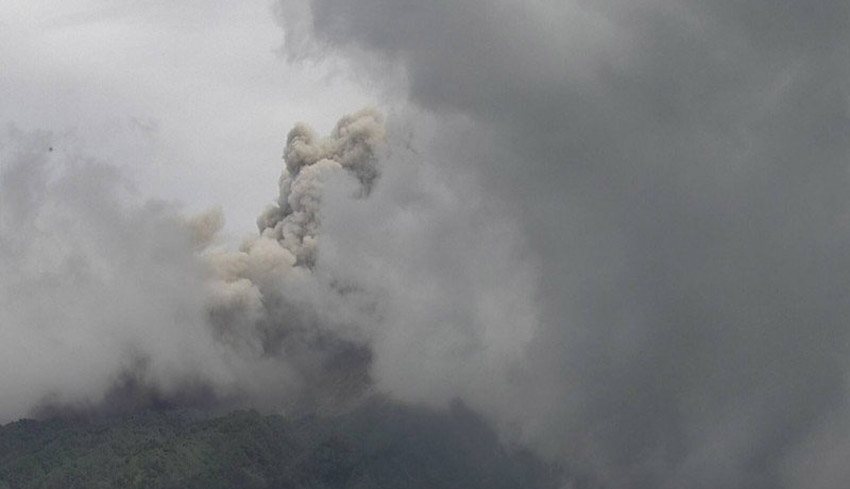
(0, 126, 228, 420)
(277, 0, 850, 488)
(200, 108, 384, 412)
(4, 0, 850, 486)
(0, 110, 384, 421)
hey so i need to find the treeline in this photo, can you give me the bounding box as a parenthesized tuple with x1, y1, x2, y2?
(0, 399, 561, 489)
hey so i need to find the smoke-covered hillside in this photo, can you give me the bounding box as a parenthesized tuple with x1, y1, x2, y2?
(4, 1, 850, 487)
(0, 399, 561, 489)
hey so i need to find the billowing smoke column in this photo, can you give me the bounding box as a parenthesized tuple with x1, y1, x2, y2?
(199, 108, 384, 321)
(198, 107, 385, 412)
(256, 108, 383, 267)
(0, 109, 385, 421)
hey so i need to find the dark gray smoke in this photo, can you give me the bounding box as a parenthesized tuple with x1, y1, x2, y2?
(276, 1, 850, 488)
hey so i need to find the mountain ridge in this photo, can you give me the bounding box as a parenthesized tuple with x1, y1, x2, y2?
(0, 398, 563, 489)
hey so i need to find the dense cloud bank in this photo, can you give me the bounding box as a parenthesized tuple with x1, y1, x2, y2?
(0, 126, 220, 418)
(276, 0, 850, 488)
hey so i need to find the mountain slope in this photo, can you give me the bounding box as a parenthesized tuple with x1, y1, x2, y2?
(0, 399, 561, 489)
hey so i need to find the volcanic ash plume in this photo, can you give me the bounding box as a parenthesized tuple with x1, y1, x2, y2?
(198, 108, 384, 328)
(256, 107, 384, 267)
(0, 109, 385, 421)
(199, 107, 385, 411)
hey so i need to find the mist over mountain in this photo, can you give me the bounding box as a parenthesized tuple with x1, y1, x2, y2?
(3, 0, 850, 488)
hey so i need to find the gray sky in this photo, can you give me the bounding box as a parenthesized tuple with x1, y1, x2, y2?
(1, 0, 376, 237)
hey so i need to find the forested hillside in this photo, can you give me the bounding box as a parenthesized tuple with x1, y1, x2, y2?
(0, 400, 561, 489)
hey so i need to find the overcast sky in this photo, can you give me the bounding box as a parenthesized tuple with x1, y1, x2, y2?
(1, 0, 377, 236)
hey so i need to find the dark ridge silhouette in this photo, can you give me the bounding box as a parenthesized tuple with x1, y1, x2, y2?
(0, 398, 564, 489)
